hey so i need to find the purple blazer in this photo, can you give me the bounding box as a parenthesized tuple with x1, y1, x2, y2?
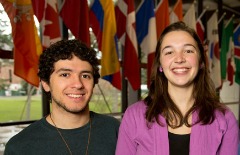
(116, 101, 239, 155)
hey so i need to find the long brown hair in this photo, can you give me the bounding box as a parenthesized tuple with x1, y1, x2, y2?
(144, 21, 225, 128)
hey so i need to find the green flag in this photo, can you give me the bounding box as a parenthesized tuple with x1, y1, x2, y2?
(220, 19, 234, 85)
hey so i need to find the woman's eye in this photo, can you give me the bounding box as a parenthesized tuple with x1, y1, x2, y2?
(185, 49, 194, 53)
(164, 51, 173, 55)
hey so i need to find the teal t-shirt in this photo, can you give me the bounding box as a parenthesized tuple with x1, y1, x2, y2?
(4, 111, 120, 155)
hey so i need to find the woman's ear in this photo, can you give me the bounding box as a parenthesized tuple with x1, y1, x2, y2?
(200, 63, 205, 69)
(41, 80, 50, 92)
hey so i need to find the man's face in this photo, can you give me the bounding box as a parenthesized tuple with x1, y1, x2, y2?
(42, 55, 95, 114)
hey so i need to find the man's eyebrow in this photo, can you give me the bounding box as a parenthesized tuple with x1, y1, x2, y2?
(80, 70, 93, 74)
(55, 68, 72, 73)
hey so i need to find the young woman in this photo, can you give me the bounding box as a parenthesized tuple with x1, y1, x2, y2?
(116, 22, 239, 155)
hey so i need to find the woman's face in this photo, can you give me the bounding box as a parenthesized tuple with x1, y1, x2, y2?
(159, 30, 200, 88)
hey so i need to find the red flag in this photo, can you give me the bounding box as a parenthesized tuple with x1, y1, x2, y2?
(155, 0, 170, 39)
(1, 0, 42, 87)
(32, 0, 61, 48)
(115, 0, 141, 90)
(60, 0, 90, 46)
(196, 19, 205, 43)
(170, 0, 183, 24)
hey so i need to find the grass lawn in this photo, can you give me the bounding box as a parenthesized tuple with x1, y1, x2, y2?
(0, 95, 42, 122)
(0, 95, 121, 123)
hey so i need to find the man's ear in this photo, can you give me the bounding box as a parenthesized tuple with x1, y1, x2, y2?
(41, 80, 50, 92)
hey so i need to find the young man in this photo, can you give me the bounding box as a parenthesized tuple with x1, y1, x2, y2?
(4, 39, 120, 155)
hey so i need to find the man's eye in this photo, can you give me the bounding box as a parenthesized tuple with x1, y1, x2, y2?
(82, 74, 91, 79)
(60, 73, 69, 77)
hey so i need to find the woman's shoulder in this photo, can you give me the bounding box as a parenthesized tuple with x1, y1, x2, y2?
(214, 107, 237, 122)
(122, 100, 147, 122)
(126, 100, 147, 112)
(210, 108, 238, 135)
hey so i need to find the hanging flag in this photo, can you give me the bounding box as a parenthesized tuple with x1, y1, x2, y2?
(196, 9, 207, 43)
(115, 0, 140, 90)
(207, 12, 221, 89)
(196, 19, 205, 43)
(32, 0, 61, 48)
(155, 0, 170, 39)
(136, 0, 157, 86)
(183, 3, 196, 30)
(170, 0, 183, 24)
(89, 0, 121, 90)
(234, 23, 240, 85)
(59, 0, 90, 46)
(220, 18, 235, 85)
(0, 0, 42, 87)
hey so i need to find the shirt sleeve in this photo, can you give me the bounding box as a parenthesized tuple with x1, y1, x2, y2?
(218, 110, 239, 155)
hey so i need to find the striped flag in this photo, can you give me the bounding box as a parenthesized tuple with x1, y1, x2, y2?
(220, 18, 235, 85)
(136, 0, 157, 86)
(60, 0, 90, 46)
(32, 0, 61, 48)
(89, 0, 121, 90)
(207, 12, 221, 89)
(115, 0, 140, 90)
(233, 24, 240, 85)
(155, 0, 170, 39)
(0, 0, 42, 87)
(170, 0, 183, 24)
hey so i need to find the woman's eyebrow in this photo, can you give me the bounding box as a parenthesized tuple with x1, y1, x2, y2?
(162, 45, 172, 52)
(184, 44, 197, 50)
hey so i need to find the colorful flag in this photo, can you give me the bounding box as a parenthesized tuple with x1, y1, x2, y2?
(196, 9, 207, 43)
(115, 0, 140, 90)
(220, 18, 235, 85)
(32, 0, 61, 48)
(136, 0, 157, 86)
(0, 0, 42, 87)
(207, 12, 221, 89)
(233, 23, 240, 85)
(59, 0, 90, 46)
(89, 0, 121, 90)
(183, 3, 196, 30)
(170, 0, 183, 24)
(155, 0, 170, 39)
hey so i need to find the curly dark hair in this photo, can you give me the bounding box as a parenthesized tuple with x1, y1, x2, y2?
(38, 39, 100, 100)
(144, 21, 226, 128)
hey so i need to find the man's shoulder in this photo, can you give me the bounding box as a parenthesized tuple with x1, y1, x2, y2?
(4, 118, 46, 152)
(91, 111, 120, 122)
(91, 111, 120, 128)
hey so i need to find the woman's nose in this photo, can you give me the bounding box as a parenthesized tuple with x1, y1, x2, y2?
(174, 52, 186, 63)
